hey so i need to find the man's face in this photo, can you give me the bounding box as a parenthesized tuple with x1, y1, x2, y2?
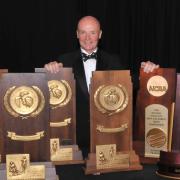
(77, 17, 102, 54)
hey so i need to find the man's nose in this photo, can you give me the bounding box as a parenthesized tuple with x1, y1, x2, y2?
(85, 34, 91, 40)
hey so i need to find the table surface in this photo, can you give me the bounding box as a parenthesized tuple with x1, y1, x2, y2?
(55, 164, 167, 180)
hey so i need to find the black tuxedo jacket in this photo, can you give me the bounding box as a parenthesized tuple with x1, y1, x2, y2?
(57, 49, 126, 153)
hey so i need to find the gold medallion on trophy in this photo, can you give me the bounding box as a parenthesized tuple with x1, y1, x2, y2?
(48, 80, 72, 109)
(4, 86, 45, 119)
(94, 84, 128, 115)
(146, 128, 167, 148)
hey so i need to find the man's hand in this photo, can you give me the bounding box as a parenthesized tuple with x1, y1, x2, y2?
(44, 61, 63, 73)
(141, 61, 159, 73)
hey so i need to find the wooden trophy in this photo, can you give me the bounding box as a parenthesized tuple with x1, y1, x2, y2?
(35, 68, 83, 165)
(85, 70, 142, 174)
(156, 73, 180, 179)
(0, 73, 50, 163)
(0, 69, 8, 163)
(134, 68, 176, 164)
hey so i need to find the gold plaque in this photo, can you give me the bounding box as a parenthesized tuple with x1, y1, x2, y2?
(96, 144, 129, 169)
(94, 84, 128, 116)
(6, 154, 45, 180)
(4, 86, 45, 119)
(145, 104, 168, 158)
(50, 138, 73, 161)
(96, 123, 128, 133)
(48, 80, 72, 109)
(50, 138, 60, 156)
(7, 131, 44, 141)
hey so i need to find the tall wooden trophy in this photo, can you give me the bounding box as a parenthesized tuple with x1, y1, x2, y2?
(157, 73, 180, 179)
(85, 70, 142, 174)
(0, 73, 50, 163)
(35, 68, 83, 165)
(134, 68, 176, 164)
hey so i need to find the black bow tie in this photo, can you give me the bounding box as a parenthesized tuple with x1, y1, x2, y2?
(81, 52, 97, 62)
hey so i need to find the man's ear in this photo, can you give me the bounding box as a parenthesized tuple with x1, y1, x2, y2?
(99, 30, 102, 39)
(76, 30, 79, 39)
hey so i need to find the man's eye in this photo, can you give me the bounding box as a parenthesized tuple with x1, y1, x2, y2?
(79, 31, 85, 35)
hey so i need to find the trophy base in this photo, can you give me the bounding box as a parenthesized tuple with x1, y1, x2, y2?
(156, 151, 180, 179)
(51, 145, 84, 165)
(85, 150, 142, 175)
(133, 140, 159, 164)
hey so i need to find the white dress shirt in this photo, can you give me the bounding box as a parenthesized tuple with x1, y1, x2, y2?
(81, 48, 97, 91)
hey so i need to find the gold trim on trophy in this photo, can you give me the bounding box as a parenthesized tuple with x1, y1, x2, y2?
(48, 80, 72, 109)
(7, 131, 44, 141)
(4, 86, 45, 119)
(50, 118, 71, 127)
(96, 123, 128, 133)
(94, 84, 128, 116)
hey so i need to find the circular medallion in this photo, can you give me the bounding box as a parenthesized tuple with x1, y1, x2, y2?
(94, 84, 128, 115)
(146, 128, 166, 148)
(99, 85, 125, 111)
(147, 75, 168, 97)
(9, 86, 39, 115)
(4, 86, 45, 118)
(48, 80, 72, 109)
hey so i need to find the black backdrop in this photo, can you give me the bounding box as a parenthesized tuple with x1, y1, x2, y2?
(1, 0, 180, 73)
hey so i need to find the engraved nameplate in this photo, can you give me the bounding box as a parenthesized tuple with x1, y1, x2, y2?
(96, 144, 129, 169)
(6, 154, 45, 180)
(145, 104, 168, 158)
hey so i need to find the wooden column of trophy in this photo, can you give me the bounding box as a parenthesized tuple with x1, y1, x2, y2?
(35, 68, 83, 165)
(134, 68, 176, 164)
(156, 73, 180, 179)
(85, 70, 142, 174)
(0, 73, 50, 163)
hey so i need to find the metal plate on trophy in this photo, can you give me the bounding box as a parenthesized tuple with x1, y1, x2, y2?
(6, 154, 45, 180)
(85, 70, 142, 174)
(50, 138, 73, 161)
(134, 68, 176, 163)
(96, 144, 129, 170)
(0, 73, 50, 162)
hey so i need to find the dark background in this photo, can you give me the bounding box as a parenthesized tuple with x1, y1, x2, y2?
(1, 0, 180, 73)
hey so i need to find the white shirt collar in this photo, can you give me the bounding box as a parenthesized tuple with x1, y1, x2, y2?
(80, 48, 98, 55)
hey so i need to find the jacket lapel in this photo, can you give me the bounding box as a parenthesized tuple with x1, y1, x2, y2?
(73, 51, 89, 98)
(96, 50, 108, 70)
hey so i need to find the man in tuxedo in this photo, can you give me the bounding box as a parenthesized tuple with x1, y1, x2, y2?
(44, 15, 159, 157)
